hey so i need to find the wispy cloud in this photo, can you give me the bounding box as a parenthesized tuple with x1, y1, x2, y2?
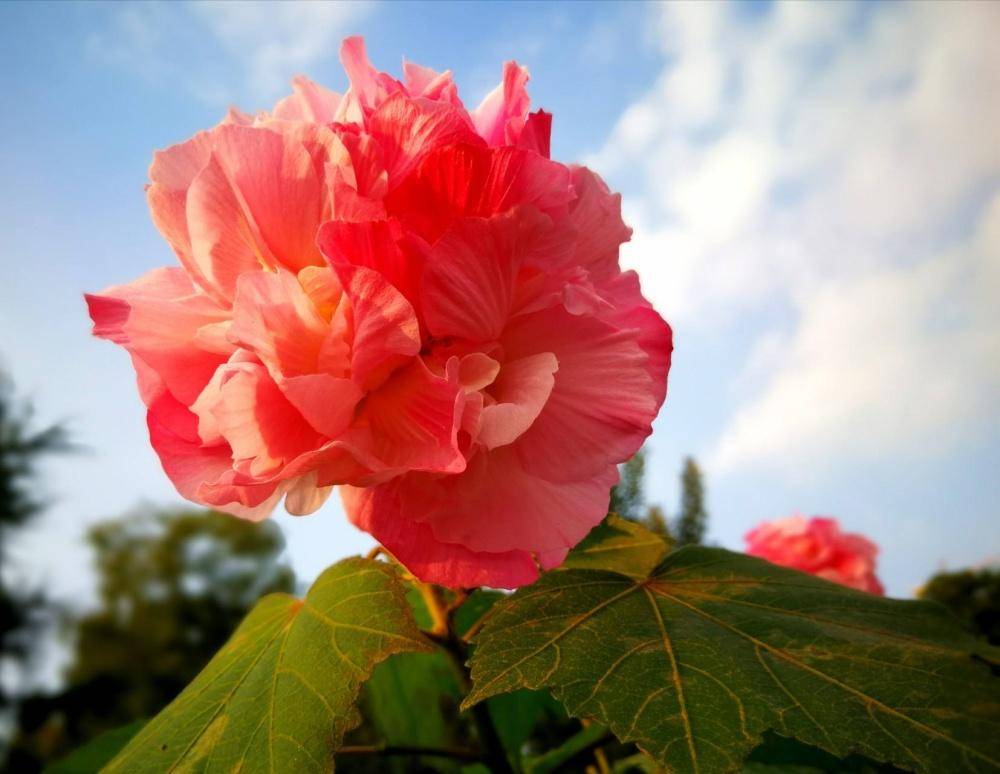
(589, 1, 1000, 477)
(87, 0, 372, 107)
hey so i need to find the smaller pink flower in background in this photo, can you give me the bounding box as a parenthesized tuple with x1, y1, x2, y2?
(744, 515, 885, 595)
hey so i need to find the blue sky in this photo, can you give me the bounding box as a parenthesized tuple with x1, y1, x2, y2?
(1, 0, 997, 619)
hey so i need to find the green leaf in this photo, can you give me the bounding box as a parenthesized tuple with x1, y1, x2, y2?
(45, 720, 145, 773)
(464, 546, 1000, 774)
(106, 557, 431, 773)
(562, 514, 670, 578)
(360, 650, 467, 771)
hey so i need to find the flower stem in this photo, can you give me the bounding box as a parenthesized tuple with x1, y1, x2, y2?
(420, 579, 514, 774)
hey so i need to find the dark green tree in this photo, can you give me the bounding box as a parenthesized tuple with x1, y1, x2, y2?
(609, 450, 646, 522)
(610, 449, 673, 540)
(0, 375, 70, 709)
(675, 457, 707, 547)
(919, 566, 1000, 645)
(7, 508, 295, 770)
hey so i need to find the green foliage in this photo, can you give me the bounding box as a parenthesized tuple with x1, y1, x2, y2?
(562, 513, 670, 578)
(7, 508, 295, 771)
(465, 545, 1000, 773)
(675, 456, 707, 546)
(742, 732, 907, 773)
(106, 557, 430, 772)
(44, 720, 144, 774)
(919, 566, 1000, 645)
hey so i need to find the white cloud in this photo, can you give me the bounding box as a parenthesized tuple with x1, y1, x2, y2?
(592, 1, 1000, 476)
(714, 195, 1000, 472)
(192, 1, 371, 99)
(88, 1, 372, 106)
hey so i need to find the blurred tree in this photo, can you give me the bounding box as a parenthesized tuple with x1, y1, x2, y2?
(609, 449, 674, 540)
(919, 566, 1000, 645)
(0, 375, 70, 712)
(609, 451, 645, 522)
(6, 508, 295, 771)
(675, 457, 707, 547)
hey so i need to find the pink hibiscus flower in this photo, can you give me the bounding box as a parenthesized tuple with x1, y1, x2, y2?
(744, 515, 885, 595)
(86, 37, 672, 588)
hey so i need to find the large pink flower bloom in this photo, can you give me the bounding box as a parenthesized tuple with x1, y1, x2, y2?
(86, 38, 672, 588)
(744, 516, 885, 595)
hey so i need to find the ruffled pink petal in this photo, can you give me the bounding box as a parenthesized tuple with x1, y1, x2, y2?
(343, 358, 464, 475)
(318, 218, 427, 340)
(503, 307, 658, 483)
(517, 110, 552, 158)
(230, 269, 340, 378)
(279, 373, 362, 439)
(326, 261, 422, 390)
(421, 208, 550, 342)
(566, 166, 632, 282)
(472, 61, 531, 147)
(284, 471, 333, 516)
(414, 445, 619, 555)
(186, 153, 266, 302)
(271, 75, 342, 124)
(477, 353, 558, 449)
(209, 361, 323, 479)
(146, 132, 218, 299)
(598, 270, 673, 405)
(86, 267, 231, 406)
(367, 92, 481, 187)
(342, 483, 539, 589)
(337, 36, 404, 121)
(386, 143, 574, 243)
(335, 128, 388, 199)
(402, 60, 463, 107)
(211, 124, 325, 272)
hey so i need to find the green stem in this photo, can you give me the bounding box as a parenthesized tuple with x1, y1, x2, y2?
(424, 582, 514, 774)
(338, 743, 481, 761)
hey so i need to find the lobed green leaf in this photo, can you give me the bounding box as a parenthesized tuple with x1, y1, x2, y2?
(562, 514, 671, 578)
(465, 546, 1000, 773)
(106, 557, 430, 773)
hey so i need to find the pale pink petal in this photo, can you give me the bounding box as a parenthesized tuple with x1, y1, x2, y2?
(271, 75, 342, 124)
(503, 307, 658, 483)
(86, 267, 232, 405)
(210, 362, 323, 479)
(284, 471, 333, 516)
(457, 352, 500, 392)
(472, 61, 531, 147)
(186, 153, 266, 301)
(279, 373, 362, 439)
(230, 269, 339, 378)
(402, 60, 463, 106)
(342, 483, 539, 589)
(478, 353, 558, 449)
(145, 131, 223, 296)
(337, 36, 403, 120)
(212, 124, 325, 271)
